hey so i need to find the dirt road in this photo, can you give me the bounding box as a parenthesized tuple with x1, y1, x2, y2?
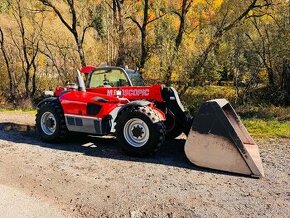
(0, 112, 289, 217)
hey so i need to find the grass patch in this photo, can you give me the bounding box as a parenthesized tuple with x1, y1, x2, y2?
(243, 119, 290, 138)
(0, 109, 36, 115)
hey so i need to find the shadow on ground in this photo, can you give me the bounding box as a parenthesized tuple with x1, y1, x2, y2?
(0, 122, 246, 177)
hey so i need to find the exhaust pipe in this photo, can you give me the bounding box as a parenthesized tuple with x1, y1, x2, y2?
(184, 99, 264, 178)
(77, 70, 86, 92)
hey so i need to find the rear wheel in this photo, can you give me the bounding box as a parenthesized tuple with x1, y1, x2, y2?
(116, 106, 165, 156)
(36, 100, 68, 142)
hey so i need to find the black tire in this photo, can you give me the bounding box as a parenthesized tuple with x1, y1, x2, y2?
(115, 106, 165, 156)
(36, 100, 68, 142)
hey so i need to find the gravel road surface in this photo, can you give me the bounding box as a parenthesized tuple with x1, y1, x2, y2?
(0, 112, 289, 217)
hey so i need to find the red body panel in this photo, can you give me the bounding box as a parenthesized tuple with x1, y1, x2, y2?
(86, 84, 164, 102)
(58, 90, 165, 120)
(59, 91, 122, 119)
(81, 66, 96, 74)
(54, 86, 65, 97)
(54, 68, 166, 122)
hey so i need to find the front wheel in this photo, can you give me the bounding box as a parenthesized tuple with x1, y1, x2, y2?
(115, 106, 165, 156)
(36, 100, 68, 142)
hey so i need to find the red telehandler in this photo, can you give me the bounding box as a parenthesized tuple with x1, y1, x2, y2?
(36, 66, 264, 178)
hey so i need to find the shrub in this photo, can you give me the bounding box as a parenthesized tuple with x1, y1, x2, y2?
(181, 86, 236, 115)
(236, 105, 290, 121)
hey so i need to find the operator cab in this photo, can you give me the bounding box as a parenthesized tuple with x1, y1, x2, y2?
(84, 66, 145, 88)
(125, 68, 145, 86)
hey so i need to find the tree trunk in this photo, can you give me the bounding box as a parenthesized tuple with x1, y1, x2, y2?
(139, 0, 149, 70)
(77, 41, 86, 67)
(165, 0, 191, 86)
(140, 30, 147, 69)
(114, 0, 126, 67)
(281, 59, 290, 105)
(25, 70, 30, 98)
(0, 28, 15, 100)
(266, 66, 275, 87)
(31, 62, 37, 98)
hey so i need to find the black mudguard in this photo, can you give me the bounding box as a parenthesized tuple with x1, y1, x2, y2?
(118, 100, 151, 115)
(161, 87, 193, 135)
(37, 97, 59, 108)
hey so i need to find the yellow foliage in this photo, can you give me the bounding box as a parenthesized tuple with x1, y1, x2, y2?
(212, 0, 223, 9)
(37, 54, 47, 70)
(258, 69, 268, 83)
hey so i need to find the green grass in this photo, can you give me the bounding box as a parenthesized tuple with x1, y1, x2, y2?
(243, 119, 290, 138)
(0, 109, 36, 115)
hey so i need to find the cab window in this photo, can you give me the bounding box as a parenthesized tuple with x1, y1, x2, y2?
(88, 69, 130, 88)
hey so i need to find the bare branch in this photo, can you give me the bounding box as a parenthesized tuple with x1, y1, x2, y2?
(147, 13, 167, 25)
(38, 0, 74, 33)
(128, 16, 142, 31)
(185, 0, 194, 13)
(81, 25, 91, 45)
(0, 27, 4, 46)
(245, 12, 271, 19)
(171, 10, 182, 19)
(215, 0, 260, 37)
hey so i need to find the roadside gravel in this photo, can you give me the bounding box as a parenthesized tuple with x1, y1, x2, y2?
(0, 112, 289, 217)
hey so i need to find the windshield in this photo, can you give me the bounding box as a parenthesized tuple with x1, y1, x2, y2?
(88, 68, 130, 88)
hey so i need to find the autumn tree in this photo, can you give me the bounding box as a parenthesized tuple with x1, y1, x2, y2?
(39, 36, 80, 85)
(3, 0, 43, 99)
(39, 0, 96, 67)
(129, 0, 166, 70)
(0, 0, 289, 107)
(164, 0, 193, 86)
(179, 0, 273, 94)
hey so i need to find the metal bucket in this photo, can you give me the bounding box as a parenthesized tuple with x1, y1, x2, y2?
(184, 99, 264, 178)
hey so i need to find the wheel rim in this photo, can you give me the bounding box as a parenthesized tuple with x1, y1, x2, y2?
(40, 112, 57, 136)
(123, 118, 150, 148)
